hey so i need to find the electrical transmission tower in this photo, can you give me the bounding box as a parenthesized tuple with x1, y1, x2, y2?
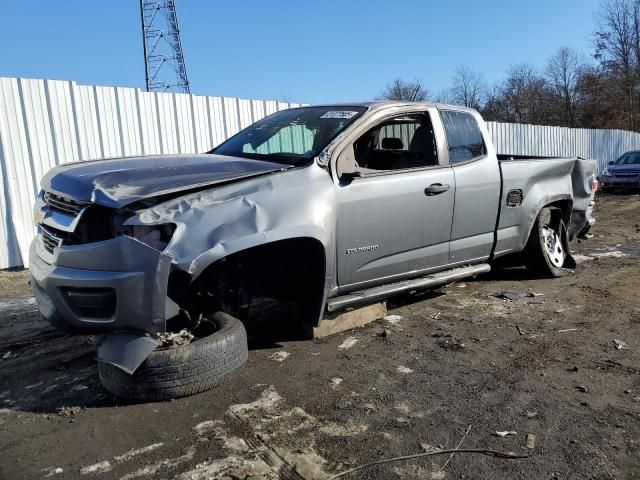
(140, 0, 190, 93)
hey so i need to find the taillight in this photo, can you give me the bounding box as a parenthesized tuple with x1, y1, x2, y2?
(591, 176, 598, 192)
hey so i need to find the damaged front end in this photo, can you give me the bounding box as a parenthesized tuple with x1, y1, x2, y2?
(29, 191, 183, 373)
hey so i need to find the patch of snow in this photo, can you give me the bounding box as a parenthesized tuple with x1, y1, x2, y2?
(113, 443, 164, 462)
(591, 249, 628, 258)
(338, 336, 358, 350)
(177, 455, 277, 480)
(572, 253, 594, 263)
(194, 420, 223, 434)
(120, 446, 195, 480)
(320, 422, 369, 436)
(79, 461, 112, 475)
(397, 366, 414, 374)
(267, 351, 290, 362)
(42, 467, 63, 477)
(228, 386, 283, 416)
(384, 314, 403, 325)
(24, 381, 44, 390)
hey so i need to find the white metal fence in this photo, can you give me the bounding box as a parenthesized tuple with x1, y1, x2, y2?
(2, 76, 640, 269)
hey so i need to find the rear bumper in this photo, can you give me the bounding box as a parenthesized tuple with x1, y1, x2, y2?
(569, 200, 596, 240)
(29, 234, 172, 335)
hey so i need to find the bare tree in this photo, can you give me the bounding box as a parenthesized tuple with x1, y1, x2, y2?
(545, 47, 583, 126)
(378, 78, 430, 101)
(449, 66, 487, 109)
(594, 0, 637, 129)
(482, 64, 554, 125)
(433, 89, 453, 104)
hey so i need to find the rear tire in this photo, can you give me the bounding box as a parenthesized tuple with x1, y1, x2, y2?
(524, 207, 570, 278)
(98, 312, 248, 401)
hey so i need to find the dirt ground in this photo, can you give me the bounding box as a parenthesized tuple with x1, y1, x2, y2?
(1, 193, 639, 480)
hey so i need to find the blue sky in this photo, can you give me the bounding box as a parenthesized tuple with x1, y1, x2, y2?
(0, 0, 601, 104)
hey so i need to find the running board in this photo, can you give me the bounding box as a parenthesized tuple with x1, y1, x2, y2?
(326, 263, 491, 313)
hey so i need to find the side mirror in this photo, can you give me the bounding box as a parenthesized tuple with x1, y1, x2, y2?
(608, 160, 614, 165)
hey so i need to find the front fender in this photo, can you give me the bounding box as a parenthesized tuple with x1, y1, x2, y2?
(125, 164, 337, 295)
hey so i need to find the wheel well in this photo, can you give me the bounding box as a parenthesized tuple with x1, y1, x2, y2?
(168, 238, 327, 329)
(546, 199, 572, 225)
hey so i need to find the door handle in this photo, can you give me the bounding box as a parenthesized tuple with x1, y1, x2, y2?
(424, 183, 450, 196)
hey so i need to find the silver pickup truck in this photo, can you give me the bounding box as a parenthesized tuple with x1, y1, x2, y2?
(29, 102, 597, 400)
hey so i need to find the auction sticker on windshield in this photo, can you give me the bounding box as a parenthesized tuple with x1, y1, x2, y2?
(320, 111, 360, 119)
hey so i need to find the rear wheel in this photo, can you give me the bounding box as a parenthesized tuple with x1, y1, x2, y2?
(524, 207, 569, 278)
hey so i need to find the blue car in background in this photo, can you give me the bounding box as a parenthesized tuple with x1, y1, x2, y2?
(600, 150, 640, 191)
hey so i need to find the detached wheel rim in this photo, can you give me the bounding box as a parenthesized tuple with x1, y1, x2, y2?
(542, 224, 565, 267)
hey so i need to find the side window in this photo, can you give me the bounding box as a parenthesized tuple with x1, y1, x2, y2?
(440, 110, 486, 163)
(353, 113, 438, 171)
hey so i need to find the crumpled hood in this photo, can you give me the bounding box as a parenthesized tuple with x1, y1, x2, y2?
(41, 154, 287, 208)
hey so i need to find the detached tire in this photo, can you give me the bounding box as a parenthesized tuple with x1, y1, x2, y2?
(524, 207, 570, 278)
(98, 312, 248, 401)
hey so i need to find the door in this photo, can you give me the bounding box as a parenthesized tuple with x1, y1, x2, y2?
(439, 109, 501, 263)
(335, 111, 455, 290)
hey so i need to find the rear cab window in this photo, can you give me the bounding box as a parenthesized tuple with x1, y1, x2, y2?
(440, 110, 486, 163)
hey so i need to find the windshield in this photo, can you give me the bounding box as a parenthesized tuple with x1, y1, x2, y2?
(614, 152, 640, 165)
(210, 106, 366, 165)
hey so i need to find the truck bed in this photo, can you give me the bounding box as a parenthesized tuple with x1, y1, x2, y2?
(493, 156, 596, 257)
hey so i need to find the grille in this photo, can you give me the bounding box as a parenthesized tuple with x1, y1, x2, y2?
(40, 227, 63, 254)
(44, 192, 89, 216)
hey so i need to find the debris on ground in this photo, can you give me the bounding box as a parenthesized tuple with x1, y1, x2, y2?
(526, 411, 538, 418)
(420, 443, 441, 453)
(2, 351, 13, 359)
(330, 378, 343, 389)
(558, 328, 579, 333)
(378, 328, 392, 338)
(526, 433, 536, 449)
(527, 292, 544, 297)
(516, 325, 526, 335)
(158, 329, 194, 347)
(576, 385, 589, 393)
(435, 336, 465, 351)
(527, 300, 545, 305)
(267, 351, 290, 362)
(494, 291, 523, 301)
(338, 336, 358, 350)
(57, 406, 82, 418)
(493, 431, 518, 437)
(613, 339, 629, 350)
